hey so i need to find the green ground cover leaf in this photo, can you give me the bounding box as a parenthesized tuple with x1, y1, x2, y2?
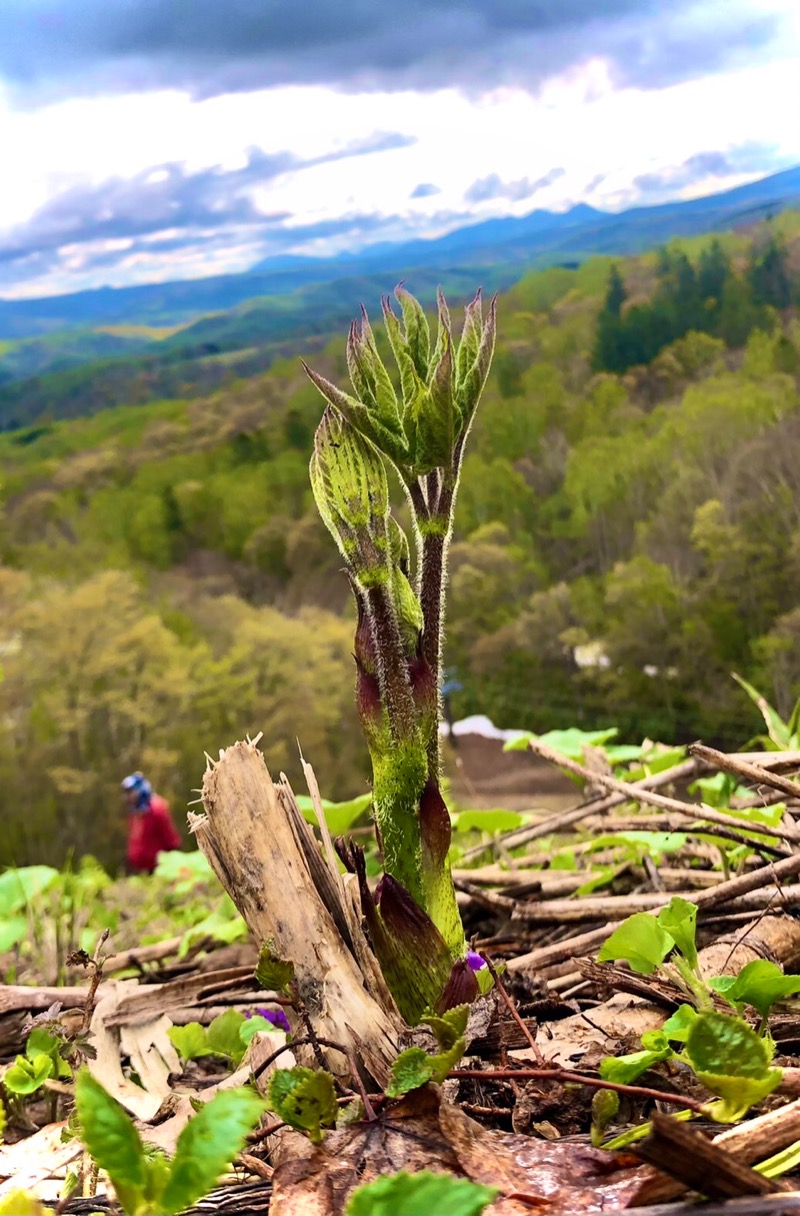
(346, 1171, 496, 1216)
(268, 1067, 337, 1142)
(709, 959, 800, 1019)
(597, 913, 675, 974)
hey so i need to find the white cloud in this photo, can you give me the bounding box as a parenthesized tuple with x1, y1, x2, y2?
(0, 28, 798, 296)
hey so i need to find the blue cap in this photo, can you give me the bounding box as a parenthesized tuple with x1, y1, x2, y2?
(122, 772, 152, 811)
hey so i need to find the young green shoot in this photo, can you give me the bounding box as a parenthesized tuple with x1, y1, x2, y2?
(305, 286, 496, 1022)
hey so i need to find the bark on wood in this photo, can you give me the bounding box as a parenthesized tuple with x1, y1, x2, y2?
(633, 1111, 787, 1200)
(512, 886, 800, 923)
(633, 1097, 800, 1204)
(190, 739, 403, 1084)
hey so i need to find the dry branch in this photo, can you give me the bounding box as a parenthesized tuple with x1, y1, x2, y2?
(690, 742, 800, 802)
(525, 737, 800, 844)
(633, 1111, 787, 1200)
(634, 1098, 800, 1205)
(190, 739, 403, 1084)
(511, 885, 800, 923)
(459, 756, 706, 862)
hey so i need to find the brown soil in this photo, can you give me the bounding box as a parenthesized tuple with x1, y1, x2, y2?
(443, 732, 576, 812)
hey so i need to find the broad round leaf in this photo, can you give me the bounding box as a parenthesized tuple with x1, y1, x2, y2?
(346, 1170, 496, 1216)
(597, 913, 674, 974)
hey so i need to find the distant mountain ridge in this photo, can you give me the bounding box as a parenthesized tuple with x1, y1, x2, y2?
(0, 164, 798, 344)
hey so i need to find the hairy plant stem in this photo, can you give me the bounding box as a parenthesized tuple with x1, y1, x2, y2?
(415, 474, 456, 773)
(361, 579, 428, 910)
(364, 582, 417, 741)
(306, 287, 496, 1014)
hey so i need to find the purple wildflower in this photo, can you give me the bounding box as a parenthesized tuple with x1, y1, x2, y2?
(466, 950, 487, 972)
(247, 1006, 291, 1034)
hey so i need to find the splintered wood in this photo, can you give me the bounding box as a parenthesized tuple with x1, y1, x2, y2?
(190, 739, 403, 1085)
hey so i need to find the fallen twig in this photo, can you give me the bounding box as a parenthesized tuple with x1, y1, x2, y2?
(512, 884, 800, 924)
(483, 955, 545, 1064)
(526, 737, 800, 844)
(634, 1096, 800, 1205)
(460, 756, 706, 862)
(690, 742, 800, 803)
(450, 1066, 706, 1111)
(634, 1111, 787, 1200)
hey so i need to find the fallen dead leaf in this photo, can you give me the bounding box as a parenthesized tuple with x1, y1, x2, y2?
(269, 1084, 649, 1216)
(0, 1120, 82, 1202)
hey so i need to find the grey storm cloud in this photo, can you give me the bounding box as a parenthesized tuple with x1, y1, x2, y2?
(0, 0, 783, 103)
(0, 133, 416, 268)
(464, 167, 565, 204)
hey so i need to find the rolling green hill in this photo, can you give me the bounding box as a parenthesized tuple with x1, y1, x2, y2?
(1, 214, 800, 865)
(0, 164, 799, 429)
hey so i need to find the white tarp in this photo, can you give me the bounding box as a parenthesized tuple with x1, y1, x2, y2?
(440, 713, 528, 744)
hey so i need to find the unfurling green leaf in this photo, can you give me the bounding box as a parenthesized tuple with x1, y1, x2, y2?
(168, 1022, 210, 1061)
(255, 942, 295, 993)
(455, 291, 484, 396)
(421, 1004, 469, 1051)
(346, 1170, 496, 1216)
(385, 1034, 466, 1098)
(268, 1067, 338, 1143)
(0, 865, 59, 917)
(296, 791, 372, 835)
(405, 331, 460, 473)
(26, 1027, 71, 1079)
(685, 1011, 782, 1120)
(733, 673, 796, 750)
(239, 1015, 282, 1048)
(662, 1004, 699, 1042)
(395, 284, 432, 380)
(687, 1010, 775, 1075)
(695, 1070, 783, 1123)
(407, 388, 457, 474)
(310, 407, 391, 587)
(303, 362, 408, 464)
(205, 1009, 247, 1065)
(346, 308, 403, 440)
(657, 897, 698, 970)
(599, 1036, 674, 1085)
(392, 565, 425, 651)
(504, 725, 618, 758)
(455, 292, 497, 422)
(597, 912, 675, 974)
(386, 1047, 433, 1098)
(591, 1089, 620, 1148)
(4, 1053, 54, 1095)
(168, 1010, 246, 1066)
(381, 297, 420, 412)
(161, 1088, 265, 1214)
(709, 960, 800, 1020)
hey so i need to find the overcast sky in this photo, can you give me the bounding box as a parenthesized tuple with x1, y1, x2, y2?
(1, 0, 799, 299)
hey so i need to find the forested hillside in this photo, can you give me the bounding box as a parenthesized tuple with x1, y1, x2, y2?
(2, 212, 800, 868)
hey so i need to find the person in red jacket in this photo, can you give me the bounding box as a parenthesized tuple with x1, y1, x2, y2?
(122, 772, 182, 874)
